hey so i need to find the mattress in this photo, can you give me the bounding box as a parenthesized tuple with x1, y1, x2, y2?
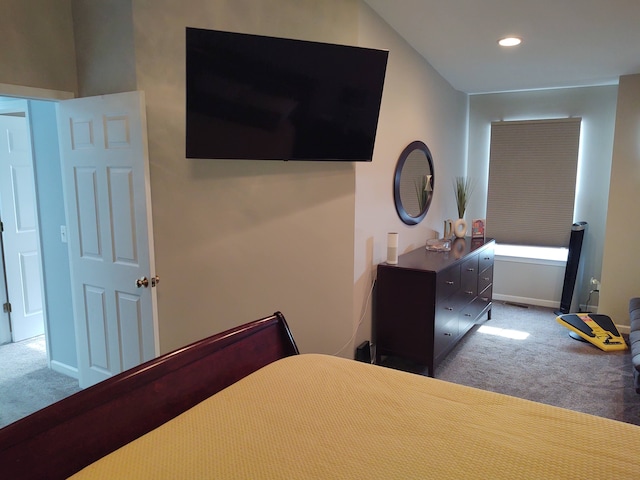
(71, 354, 640, 479)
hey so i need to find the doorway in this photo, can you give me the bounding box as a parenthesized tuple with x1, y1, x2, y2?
(0, 85, 76, 380)
(0, 95, 79, 426)
(0, 86, 159, 393)
(0, 99, 46, 346)
(0, 86, 76, 378)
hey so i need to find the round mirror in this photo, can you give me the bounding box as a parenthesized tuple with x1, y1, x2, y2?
(393, 141, 434, 225)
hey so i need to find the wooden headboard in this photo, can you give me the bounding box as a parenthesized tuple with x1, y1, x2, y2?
(0, 311, 299, 480)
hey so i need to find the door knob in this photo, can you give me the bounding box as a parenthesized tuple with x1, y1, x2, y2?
(136, 275, 159, 288)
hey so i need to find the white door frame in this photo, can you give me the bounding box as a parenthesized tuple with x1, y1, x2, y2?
(0, 84, 74, 102)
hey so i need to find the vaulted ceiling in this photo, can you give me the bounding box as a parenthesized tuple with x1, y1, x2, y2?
(364, 0, 640, 94)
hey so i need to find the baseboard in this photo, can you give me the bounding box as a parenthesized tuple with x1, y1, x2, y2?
(50, 360, 79, 380)
(494, 296, 631, 336)
(493, 294, 560, 309)
(616, 324, 630, 335)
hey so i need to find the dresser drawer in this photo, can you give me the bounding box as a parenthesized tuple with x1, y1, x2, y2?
(478, 284, 493, 305)
(434, 303, 458, 359)
(478, 266, 493, 293)
(479, 247, 494, 273)
(459, 302, 480, 335)
(460, 291, 491, 332)
(460, 256, 479, 299)
(437, 264, 460, 300)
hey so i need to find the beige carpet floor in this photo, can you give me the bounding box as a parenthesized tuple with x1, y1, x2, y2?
(0, 336, 80, 429)
(381, 301, 640, 426)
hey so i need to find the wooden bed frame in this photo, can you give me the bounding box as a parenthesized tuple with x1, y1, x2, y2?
(0, 311, 299, 480)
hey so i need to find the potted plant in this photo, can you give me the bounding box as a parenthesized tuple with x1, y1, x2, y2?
(452, 176, 474, 238)
(453, 176, 474, 218)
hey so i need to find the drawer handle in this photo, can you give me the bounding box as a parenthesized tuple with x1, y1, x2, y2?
(445, 281, 454, 285)
(466, 268, 475, 272)
(481, 297, 489, 302)
(483, 277, 491, 281)
(444, 332, 452, 336)
(445, 307, 454, 311)
(464, 313, 472, 317)
(484, 256, 491, 260)
(465, 290, 473, 295)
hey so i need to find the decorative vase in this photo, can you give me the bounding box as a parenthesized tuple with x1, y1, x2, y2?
(443, 219, 453, 239)
(453, 218, 467, 238)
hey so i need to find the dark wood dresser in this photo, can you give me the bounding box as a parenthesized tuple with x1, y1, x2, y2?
(375, 237, 495, 376)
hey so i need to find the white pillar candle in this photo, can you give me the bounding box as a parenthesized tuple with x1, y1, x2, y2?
(387, 232, 399, 264)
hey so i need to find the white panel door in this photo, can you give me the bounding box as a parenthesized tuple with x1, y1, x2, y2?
(0, 114, 45, 342)
(57, 92, 158, 388)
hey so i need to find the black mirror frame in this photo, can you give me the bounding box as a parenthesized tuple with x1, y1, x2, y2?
(393, 140, 435, 225)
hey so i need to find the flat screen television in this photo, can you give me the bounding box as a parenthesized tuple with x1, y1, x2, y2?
(186, 27, 388, 161)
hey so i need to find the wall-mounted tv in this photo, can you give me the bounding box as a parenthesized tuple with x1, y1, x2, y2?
(186, 27, 388, 161)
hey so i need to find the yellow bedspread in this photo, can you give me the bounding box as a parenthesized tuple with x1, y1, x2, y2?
(71, 354, 640, 479)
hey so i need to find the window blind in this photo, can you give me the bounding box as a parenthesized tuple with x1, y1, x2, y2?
(486, 118, 581, 247)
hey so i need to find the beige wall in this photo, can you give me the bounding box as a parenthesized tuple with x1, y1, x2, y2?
(10, 0, 630, 359)
(0, 0, 469, 361)
(130, 0, 469, 356)
(72, 0, 136, 97)
(1, 0, 77, 94)
(130, 0, 360, 355)
(353, 5, 468, 349)
(599, 74, 640, 326)
(128, 0, 470, 355)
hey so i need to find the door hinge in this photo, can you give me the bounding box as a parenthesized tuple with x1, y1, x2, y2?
(0, 220, 3, 232)
(3, 302, 11, 313)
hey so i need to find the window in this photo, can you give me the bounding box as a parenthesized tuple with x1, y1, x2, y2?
(486, 118, 581, 247)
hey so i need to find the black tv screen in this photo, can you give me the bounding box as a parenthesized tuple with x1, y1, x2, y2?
(186, 27, 388, 161)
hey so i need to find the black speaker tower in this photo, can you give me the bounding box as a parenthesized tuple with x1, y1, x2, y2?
(554, 222, 587, 316)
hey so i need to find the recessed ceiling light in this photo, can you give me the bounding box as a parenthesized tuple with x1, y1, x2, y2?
(498, 36, 522, 47)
